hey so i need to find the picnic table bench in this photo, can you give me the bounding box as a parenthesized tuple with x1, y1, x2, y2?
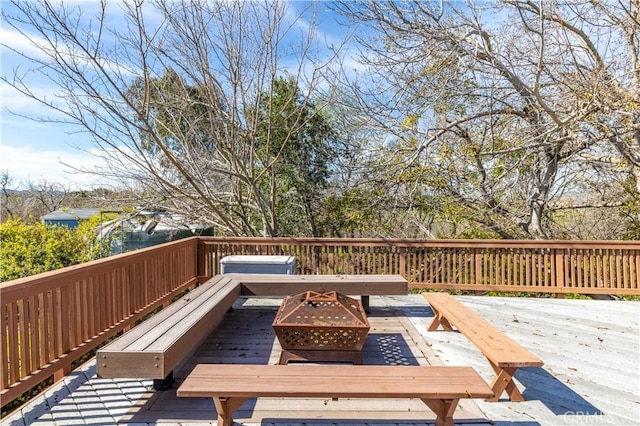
(422, 292, 543, 402)
(97, 274, 407, 388)
(177, 364, 494, 426)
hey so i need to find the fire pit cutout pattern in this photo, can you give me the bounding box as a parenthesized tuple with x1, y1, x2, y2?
(273, 290, 370, 351)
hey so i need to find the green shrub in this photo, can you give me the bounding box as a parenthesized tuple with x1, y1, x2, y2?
(0, 218, 106, 282)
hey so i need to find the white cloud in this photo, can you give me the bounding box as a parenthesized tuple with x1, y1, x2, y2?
(0, 81, 69, 119)
(0, 27, 50, 61)
(0, 144, 118, 190)
(1, 15, 137, 88)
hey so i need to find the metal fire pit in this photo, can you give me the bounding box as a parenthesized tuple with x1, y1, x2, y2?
(273, 290, 370, 364)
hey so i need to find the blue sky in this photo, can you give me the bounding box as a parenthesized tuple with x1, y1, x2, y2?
(0, 1, 357, 190)
(1, 12, 107, 188)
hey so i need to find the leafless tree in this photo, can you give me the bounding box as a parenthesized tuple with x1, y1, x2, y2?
(0, 171, 74, 222)
(0, 171, 18, 221)
(2, 0, 345, 236)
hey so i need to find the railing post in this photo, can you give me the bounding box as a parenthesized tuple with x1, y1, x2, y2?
(54, 365, 71, 382)
(399, 248, 407, 279)
(474, 248, 482, 286)
(553, 248, 565, 297)
(314, 245, 321, 274)
(197, 237, 207, 281)
(200, 237, 205, 279)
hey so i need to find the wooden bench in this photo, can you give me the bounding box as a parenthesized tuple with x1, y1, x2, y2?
(229, 273, 408, 312)
(176, 364, 494, 426)
(422, 292, 543, 402)
(97, 276, 241, 389)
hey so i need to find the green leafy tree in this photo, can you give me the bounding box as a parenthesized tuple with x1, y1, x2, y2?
(129, 68, 215, 162)
(254, 77, 340, 236)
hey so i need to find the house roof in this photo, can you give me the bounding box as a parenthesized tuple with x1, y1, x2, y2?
(41, 208, 100, 221)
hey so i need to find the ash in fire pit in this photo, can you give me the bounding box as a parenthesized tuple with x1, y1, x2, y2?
(273, 291, 370, 364)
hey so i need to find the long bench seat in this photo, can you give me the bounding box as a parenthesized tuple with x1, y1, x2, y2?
(230, 273, 408, 312)
(97, 276, 241, 388)
(422, 292, 544, 402)
(177, 364, 494, 426)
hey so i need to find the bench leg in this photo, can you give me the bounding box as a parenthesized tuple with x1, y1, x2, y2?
(212, 396, 248, 426)
(488, 364, 524, 402)
(421, 398, 459, 426)
(361, 295, 370, 314)
(153, 371, 174, 391)
(427, 309, 454, 332)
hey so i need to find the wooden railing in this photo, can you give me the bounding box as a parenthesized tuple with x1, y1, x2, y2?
(198, 237, 640, 295)
(2, 237, 639, 410)
(0, 238, 198, 407)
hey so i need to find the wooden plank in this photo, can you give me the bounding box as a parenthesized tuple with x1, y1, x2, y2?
(631, 250, 637, 289)
(16, 299, 28, 379)
(36, 293, 45, 369)
(0, 305, 7, 389)
(578, 249, 584, 289)
(28, 295, 39, 373)
(636, 250, 640, 289)
(128, 279, 236, 351)
(623, 250, 629, 289)
(71, 281, 81, 346)
(145, 282, 240, 351)
(616, 250, 623, 290)
(44, 290, 53, 363)
(177, 364, 493, 400)
(546, 250, 552, 287)
(100, 276, 231, 352)
(609, 251, 615, 289)
(9, 302, 19, 384)
(499, 251, 504, 286)
(97, 273, 106, 332)
(527, 251, 532, 288)
(233, 274, 408, 296)
(161, 285, 241, 375)
(596, 250, 603, 288)
(232, 272, 291, 286)
(78, 280, 88, 342)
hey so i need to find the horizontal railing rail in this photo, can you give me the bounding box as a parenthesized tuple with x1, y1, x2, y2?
(2, 236, 639, 412)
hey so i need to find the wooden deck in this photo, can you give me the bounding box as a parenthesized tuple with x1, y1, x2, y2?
(121, 301, 486, 424)
(2, 295, 639, 426)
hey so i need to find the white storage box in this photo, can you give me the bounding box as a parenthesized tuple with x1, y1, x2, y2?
(220, 255, 296, 274)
